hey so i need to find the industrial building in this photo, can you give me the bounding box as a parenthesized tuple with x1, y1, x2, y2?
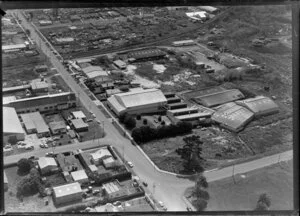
(193, 89, 245, 107)
(102, 181, 120, 195)
(211, 102, 254, 132)
(3, 107, 25, 143)
(49, 121, 67, 135)
(106, 89, 122, 97)
(3, 92, 77, 114)
(38, 157, 59, 175)
(198, 6, 219, 14)
(70, 170, 89, 185)
(56, 153, 83, 172)
(52, 182, 83, 206)
(20, 112, 50, 137)
(30, 79, 49, 93)
(71, 118, 89, 132)
(172, 40, 196, 47)
(127, 49, 166, 62)
(186, 12, 207, 21)
(236, 96, 279, 117)
(113, 59, 127, 69)
(107, 88, 167, 116)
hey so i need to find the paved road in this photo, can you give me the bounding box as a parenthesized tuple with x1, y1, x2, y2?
(10, 10, 294, 211)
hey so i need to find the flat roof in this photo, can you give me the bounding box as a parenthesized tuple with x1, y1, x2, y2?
(3, 84, 31, 93)
(2, 43, 26, 50)
(31, 81, 48, 90)
(20, 112, 49, 134)
(86, 70, 108, 79)
(53, 182, 82, 198)
(102, 181, 120, 194)
(49, 121, 66, 131)
(72, 111, 86, 119)
(3, 96, 17, 104)
(127, 49, 166, 60)
(71, 118, 88, 129)
(3, 107, 25, 135)
(113, 59, 126, 66)
(82, 65, 104, 74)
(176, 112, 211, 120)
(173, 40, 195, 44)
(71, 170, 88, 181)
(168, 107, 199, 114)
(91, 147, 112, 161)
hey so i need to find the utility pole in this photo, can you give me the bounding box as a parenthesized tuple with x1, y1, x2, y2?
(232, 164, 236, 184)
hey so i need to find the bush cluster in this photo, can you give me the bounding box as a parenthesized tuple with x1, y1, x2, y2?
(132, 121, 193, 143)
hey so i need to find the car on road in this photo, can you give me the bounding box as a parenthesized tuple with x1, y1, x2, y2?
(40, 143, 49, 148)
(127, 161, 133, 168)
(158, 201, 167, 211)
(45, 152, 55, 157)
(142, 181, 148, 187)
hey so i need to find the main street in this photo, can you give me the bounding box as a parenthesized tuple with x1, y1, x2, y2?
(9, 10, 294, 211)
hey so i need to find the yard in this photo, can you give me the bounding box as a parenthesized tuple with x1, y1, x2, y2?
(185, 160, 293, 211)
(4, 166, 57, 213)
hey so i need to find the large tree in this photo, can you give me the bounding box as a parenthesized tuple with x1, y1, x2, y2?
(255, 193, 271, 210)
(17, 158, 34, 175)
(176, 135, 204, 173)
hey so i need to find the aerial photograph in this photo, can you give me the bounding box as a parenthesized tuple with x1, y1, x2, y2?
(2, 4, 293, 213)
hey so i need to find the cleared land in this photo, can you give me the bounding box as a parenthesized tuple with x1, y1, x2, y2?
(185, 160, 293, 211)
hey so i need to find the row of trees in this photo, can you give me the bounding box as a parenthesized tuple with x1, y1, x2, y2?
(131, 121, 193, 143)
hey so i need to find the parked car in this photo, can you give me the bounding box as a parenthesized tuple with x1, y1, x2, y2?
(142, 181, 148, 187)
(25, 145, 34, 150)
(40, 143, 45, 148)
(127, 161, 133, 168)
(45, 152, 55, 157)
(92, 189, 100, 195)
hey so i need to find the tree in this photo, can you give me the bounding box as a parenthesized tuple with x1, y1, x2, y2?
(192, 174, 209, 211)
(17, 158, 34, 175)
(119, 113, 127, 123)
(176, 135, 204, 173)
(158, 116, 162, 122)
(136, 114, 141, 120)
(255, 193, 271, 210)
(124, 115, 136, 129)
(143, 119, 148, 125)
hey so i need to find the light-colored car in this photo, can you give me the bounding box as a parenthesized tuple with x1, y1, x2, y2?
(158, 201, 167, 211)
(127, 161, 133, 168)
(3, 145, 13, 152)
(25, 145, 34, 150)
(40, 143, 45, 148)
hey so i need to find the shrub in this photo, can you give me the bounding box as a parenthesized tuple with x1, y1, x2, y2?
(158, 116, 162, 122)
(119, 113, 127, 123)
(136, 114, 141, 120)
(17, 158, 34, 175)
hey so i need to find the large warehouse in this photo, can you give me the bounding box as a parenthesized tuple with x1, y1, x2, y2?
(107, 88, 167, 116)
(127, 49, 166, 62)
(193, 88, 245, 107)
(3, 107, 25, 144)
(236, 96, 279, 117)
(211, 102, 254, 132)
(3, 92, 77, 113)
(52, 182, 83, 206)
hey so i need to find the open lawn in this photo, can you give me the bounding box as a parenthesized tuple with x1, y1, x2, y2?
(185, 160, 293, 211)
(4, 166, 57, 212)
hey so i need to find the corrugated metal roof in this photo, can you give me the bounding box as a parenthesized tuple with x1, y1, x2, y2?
(168, 107, 199, 114)
(173, 40, 195, 45)
(2, 43, 26, 50)
(4, 92, 76, 111)
(114, 88, 167, 108)
(212, 103, 254, 132)
(194, 89, 245, 107)
(236, 96, 279, 116)
(3, 107, 25, 135)
(53, 182, 82, 198)
(38, 157, 57, 169)
(128, 49, 166, 60)
(176, 112, 211, 120)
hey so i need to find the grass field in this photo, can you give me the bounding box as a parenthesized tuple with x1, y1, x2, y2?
(185, 160, 293, 211)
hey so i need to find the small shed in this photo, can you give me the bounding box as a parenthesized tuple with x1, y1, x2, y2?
(71, 170, 89, 185)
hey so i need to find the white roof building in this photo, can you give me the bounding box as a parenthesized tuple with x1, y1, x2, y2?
(72, 111, 86, 119)
(53, 182, 83, 205)
(2, 43, 26, 51)
(71, 170, 89, 184)
(91, 147, 112, 162)
(56, 37, 75, 43)
(3, 96, 17, 105)
(186, 11, 207, 20)
(107, 88, 167, 116)
(3, 107, 25, 141)
(38, 157, 57, 170)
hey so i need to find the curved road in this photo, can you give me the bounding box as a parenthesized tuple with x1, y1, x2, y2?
(9, 9, 294, 211)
